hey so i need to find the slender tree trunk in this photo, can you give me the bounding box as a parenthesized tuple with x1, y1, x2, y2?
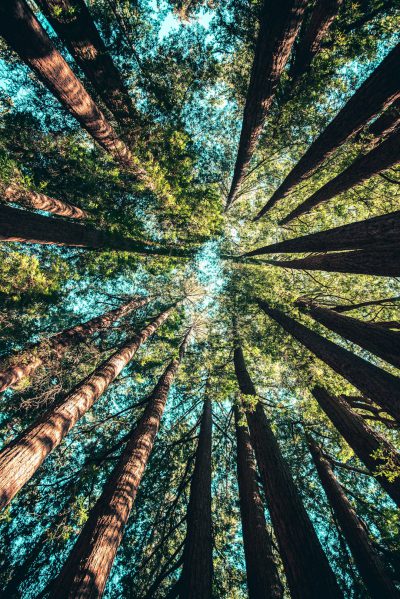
(233, 344, 343, 599)
(367, 98, 400, 141)
(331, 295, 400, 313)
(0, 295, 151, 393)
(226, 0, 306, 207)
(255, 42, 400, 218)
(258, 300, 400, 422)
(179, 397, 213, 599)
(234, 405, 283, 599)
(311, 386, 400, 507)
(49, 330, 190, 599)
(307, 435, 399, 598)
(296, 301, 400, 369)
(3, 182, 88, 219)
(0, 306, 173, 510)
(281, 126, 400, 223)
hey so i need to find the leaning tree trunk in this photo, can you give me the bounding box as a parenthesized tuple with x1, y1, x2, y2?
(331, 295, 400, 313)
(307, 435, 399, 598)
(234, 405, 283, 599)
(0, 306, 173, 510)
(2, 181, 88, 219)
(255, 42, 400, 218)
(179, 397, 213, 599)
(297, 301, 400, 369)
(281, 126, 400, 224)
(367, 97, 400, 141)
(311, 386, 400, 507)
(233, 344, 343, 599)
(49, 330, 190, 599)
(258, 301, 400, 422)
(226, 0, 306, 207)
(0, 295, 151, 393)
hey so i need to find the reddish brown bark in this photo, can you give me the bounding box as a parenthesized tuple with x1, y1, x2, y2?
(49, 331, 190, 599)
(234, 406, 283, 599)
(226, 0, 306, 207)
(3, 182, 88, 219)
(179, 397, 213, 599)
(234, 344, 342, 599)
(307, 435, 399, 598)
(0, 307, 173, 510)
(255, 42, 400, 218)
(258, 301, 400, 422)
(0, 295, 151, 393)
(312, 386, 400, 507)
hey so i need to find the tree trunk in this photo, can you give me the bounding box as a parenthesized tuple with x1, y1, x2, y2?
(179, 397, 213, 599)
(234, 405, 283, 599)
(49, 330, 190, 599)
(281, 126, 400, 223)
(367, 98, 400, 141)
(0, 306, 173, 510)
(297, 301, 400, 369)
(255, 42, 400, 218)
(226, 0, 306, 207)
(0, 295, 151, 393)
(331, 295, 400, 313)
(289, 0, 343, 83)
(258, 300, 400, 422)
(233, 344, 343, 599)
(311, 386, 400, 507)
(3, 182, 88, 219)
(307, 435, 399, 598)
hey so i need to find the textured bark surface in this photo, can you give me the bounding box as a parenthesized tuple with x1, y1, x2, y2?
(234, 406, 283, 599)
(49, 332, 189, 599)
(0, 307, 172, 510)
(255, 42, 400, 218)
(258, 301, 400, 422)
(0, 295, 151, 393)
(234, 344, 342, 599)
(226, 0, 306, 206)
(307, 436, 399, 598)
(312, 386, 400, 507)
(179, 398, 213, 599)
(3, 182, 88, 219)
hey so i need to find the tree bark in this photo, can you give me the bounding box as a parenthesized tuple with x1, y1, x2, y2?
(311, 386, 400, 507)
(49, 330, 190, 599)
(0, 306, 173, 510)
(258, 300, 400, 422)
(307, 435, 399, 598)
(226, 0, 306, 207)
(367, 98, 400, 141)
(234, 405, 283, 599)
(255, 42, 400, 218)
(3, 181, 88, 219)
(0, 295, 151, 393)
(179, 397, 213, 599)
(281, 126, 400, 224)
(233, 344, 343, 599)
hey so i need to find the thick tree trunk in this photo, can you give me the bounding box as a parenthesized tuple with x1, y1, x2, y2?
(255, 42, 400, 218)
(258, 301, 400, 422)
(312, 386, 400, 507)
(233, 344, 342, 599)
(0, 307, 173, 510)
(297, 301, 400, 369)
(281, 126, 400, 223)
(226, 0, 306, 207)
(49, 331, 190, 599)
(234, 406, 283, 599)
(307, 435, 399, 598)
(3, 182, 88, 219)
(179, 398, 213, 599)
(0, 295, 151, 393)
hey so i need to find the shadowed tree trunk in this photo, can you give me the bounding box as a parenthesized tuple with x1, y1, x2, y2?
(258, 300, 400, 422)
(296, 301, 400, 369)
(234, 405, 283, 599)
(179, 397, 213, 599)
(331, 295, 400, 313)
(0, 306, 174, 510)
(281, 126, 400, 223)
(366, 98, 400, 142)
(0, 295, 151, 393)
(311, 386, 400, 507)
(49, 330, 191, 599)
(226, 0, 306, 207)
(2, 181, 88, 219)
(307, 434, 399, 598)
(255, 42, 400, 218)
(233, 343, 343, 599)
